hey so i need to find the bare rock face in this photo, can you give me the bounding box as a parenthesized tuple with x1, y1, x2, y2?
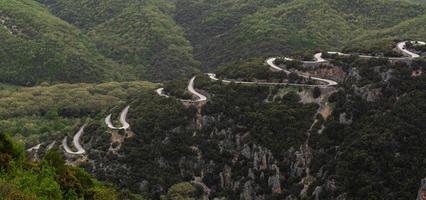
(352, 85, 382, 102)
(339, 112, 353, 125)
(380, 69, 393, 82)
(348, 68, 362, 81)
(241, 180, 254, 200)
(220, 165, 232, 190)
(290, 146, 306, 177)
(268, 164, 282, 194)
(312, 186, 322, 200)
(325, 178, 337, 192)
(242, 144, 251, 159)
(138, 180, 149, 192)
(248, 168, 255, 180)
(285, 195, 297, 200)
(336, 193, 347, 200)
(418, 178, 426, 200)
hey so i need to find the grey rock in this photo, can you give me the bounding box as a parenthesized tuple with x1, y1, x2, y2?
(313, 186, 322, 200)
(138, 180, 149, 192)
(339, 112, 352, 125)
(241, 181, 253, 200)
(417, 178, 426, 200)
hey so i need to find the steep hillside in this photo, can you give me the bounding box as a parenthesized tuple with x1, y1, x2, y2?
(0, 0, 129, 86)
(35, 0, 425, 73)
(37, 0, 199, 81)
(175, 0, 426, 68)
(351, 14, 426, 48)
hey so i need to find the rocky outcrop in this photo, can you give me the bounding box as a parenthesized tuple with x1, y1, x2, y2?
(312, 186, 322, 200)
(241, 180, 254, 200)
(268, 164, 282, 194)
(418, 178, 426, 200)
(353, 85, 382, 102)
(220, 165, 232, 189)
(0, 15, 20, 35)
(339, 112, 353, 125)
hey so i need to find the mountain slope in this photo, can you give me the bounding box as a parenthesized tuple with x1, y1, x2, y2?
(174, 0, 426, 68)
(35, 0, 425, 74)
(351, 14, 426, 48)
(0, 0, 129, 86)
(37, 0, 199, 81)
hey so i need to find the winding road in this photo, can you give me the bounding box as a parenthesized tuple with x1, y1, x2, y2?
(282, 41, 424, 64)
(157, 41, 424, 100)
(156, 76, 207, 103)
(210, 41, 424, 88)
(62, 125, 86, 155)
(323, 41, 425, 60)
(105, 105, 131, 130)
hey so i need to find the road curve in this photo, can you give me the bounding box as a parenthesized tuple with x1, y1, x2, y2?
(119, 106, 130, 130)
(155, 76, 207, 103)
(266, 58, 338, 87)
(62, 125, 86, 155)
(104, 106, 131, 130)
(156, 88, 169, 98)
(188, 76, 207, 102)
(46, 141, 56, 151)
(105, 114, 118, 129)
(27, 143, 44, 152)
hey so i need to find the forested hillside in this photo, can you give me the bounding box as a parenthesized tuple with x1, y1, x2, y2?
(0, 0, 425, 199)
(174, 0, 426, 68)
(80, 52, 426, 199)
(0, 0, 130, 86)
(1, 0, 424, 85)
(36, 0, 200, 81)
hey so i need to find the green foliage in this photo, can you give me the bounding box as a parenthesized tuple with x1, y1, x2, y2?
(0, 134, 123, 199)
(195, 74, 317, 160)
(163, 79, 193, 99)
(0, 81, 156, 143)
(166, 182, 196, 200)
(174, 0, 426, 68)
(0, 142, 126, 200)
(0, 0, 129, 86)
(216, 58, 286, 82)
(0, 134, 24, 168)
(36, 0, 199, 82)
(309, 58, 426, 199)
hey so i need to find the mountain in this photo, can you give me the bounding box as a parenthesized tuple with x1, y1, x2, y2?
(1, 0, 425, 199)
(36, 0, 200, 81)
(174, 0, 426, 68)
(12, 0, 426, 83)
(0, 0, 130, 86)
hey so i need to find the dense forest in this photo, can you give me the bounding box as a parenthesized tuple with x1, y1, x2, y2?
(0, 0, 130, 86)
(35, 0, 200, 82)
